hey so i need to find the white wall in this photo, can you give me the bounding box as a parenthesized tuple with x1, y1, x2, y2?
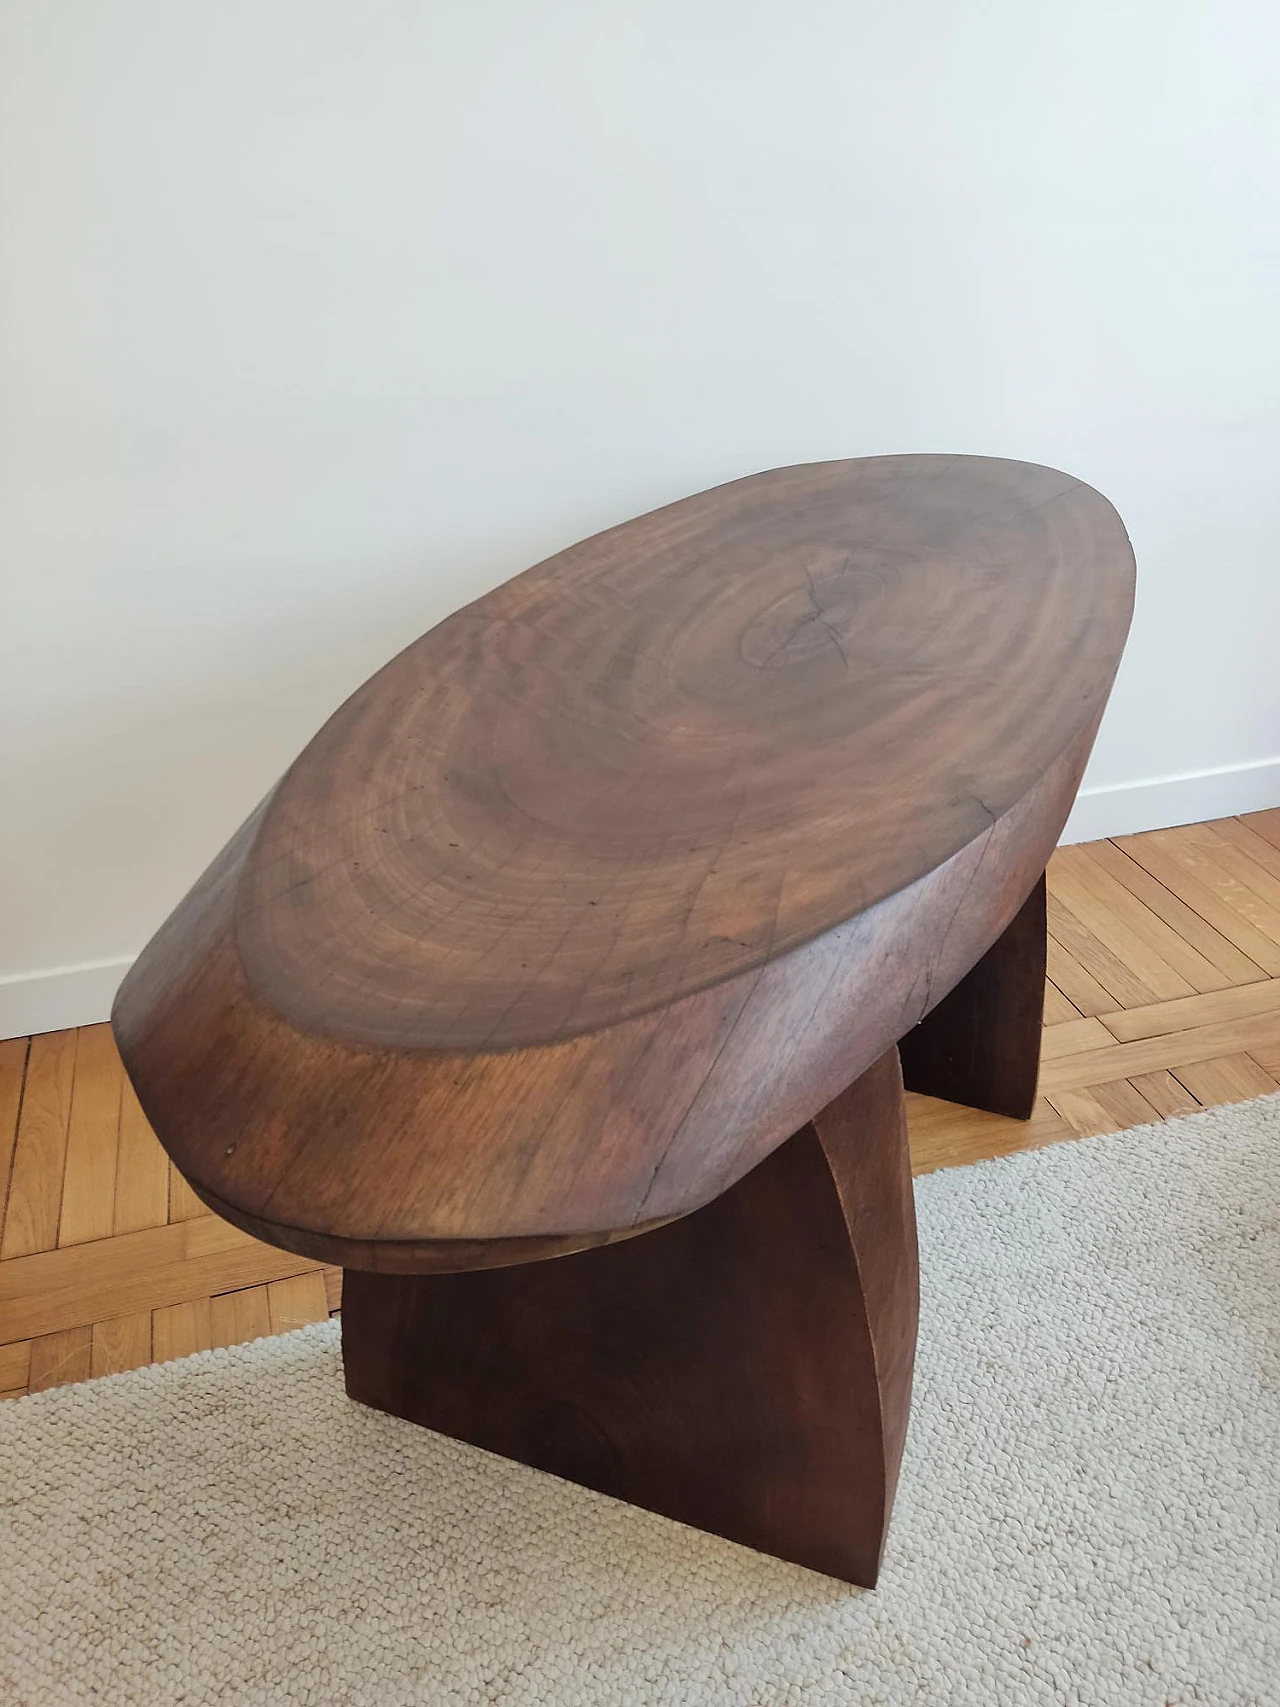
(3, 0, 1279, 1037)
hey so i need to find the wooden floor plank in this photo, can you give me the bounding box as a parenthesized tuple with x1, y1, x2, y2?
(1056, 843, 1235, 992)
(1246, 1045, 1280, 1085)
(1044, 1078, 1167, 1147)
(0, 1029, 77, 1260)
(267, 1271, 330, 1336)
(113, 1081, 172, 1235)
(0, 1037, 30, 1232)
(1045, 933, 1120, 1017)
(1208, 815, 1280, 883)
(153, 1298, 214, 1364)
(0, 1213, 324, 1343)
(1239, 808, 1280, 853)
(1088, 1078, 1165, 1131)
(1046, 1078, 1161, 1138)
(28, 1325, 92, 1392)
(1084, 839, 1267, 984)
(1116, 834, 1280, 972)
(1171, 1054, 1279, 1107)
(1198, 834, 1280, 920)
(1042, 980, 1080, 1025)
(58, 1023, 124, 1248)
(1102, 978, 1280, 1043)
(1039, 1005, 1280, 1095)
(323, 1267, 343, 1314)
(1041, 1016, 1114, 1061)
(1155, 830, 1280, 948)
(0, 1337, 31, 1392)
(905, 1092, 1073, 1175)
(1128, 1070, 1201, 1119)
(211, 1285, 271, 1350)
(169, 1160, 210, 1223)
(1047, 891, 1162, 1008)
(1047, 851, 1198, 999)
(90, 1311, 153, 1378)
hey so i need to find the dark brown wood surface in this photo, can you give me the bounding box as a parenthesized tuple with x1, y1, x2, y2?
(343, 1047, 917, 1587)
(900, 874, 1048, 1119)
(113, 456, 1134, 1267)
(239, 456, 1129, 1052)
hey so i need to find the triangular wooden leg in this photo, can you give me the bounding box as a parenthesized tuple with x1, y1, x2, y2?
(342, 1047, 918, 1587)
(899, 871, 1047, 1119)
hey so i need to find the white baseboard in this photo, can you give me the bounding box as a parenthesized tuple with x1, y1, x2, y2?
(3, 758, 1278, 1041)
(1061, 756, 1280, 844)
(0, 957, 133, 1043)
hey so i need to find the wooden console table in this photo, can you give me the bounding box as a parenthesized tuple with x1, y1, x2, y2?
(114, 456, 1134, 1586)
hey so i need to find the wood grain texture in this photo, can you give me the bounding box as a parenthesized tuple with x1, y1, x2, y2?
(900, 874, 1046, 1118)
(210, 1285, 270, 1350)
(1038, 1003, 1280, 1094)
(1, 1029, 76, 1260)
(0, 1038, 28, 1231)
(90, 1311, 152, 1378)
(1082, 840, 1266, 985)
(140, 730, 1093, 1272)
(1042, 1016, 1115, 1060)
(236, 459, 1130, 1051)
(0, 1212, 320, 1344)
(266, 1272, 330, 1336)
(1045, 934, 1119, 1018)
(1042, 982, 1080, 1025)
(1171, 1053, 1278, 1106)
(12, 821, 1280, 1398)
(112, 1081, 171, 1236)
(1045, 1080, 1161, 1138)
(28, 1325, 91, 1392)
(1114, 836, 1280, 975)
(1240, 809, 1280, 854)
(152, 1299, 214, 1364)
(1127, 1070, 1200, 1119)
(58, 1024, 123, 1248)
(344, 1049, 916, 1588)
(1047, 890, 1162, 1008)
(168, 1161, 208, 1225)
(0, 1337, 31, 1392)
(1103, 978, 1280, 1043)
(1051, 843, 1235, 993)
(113, 456, 1133, 1267)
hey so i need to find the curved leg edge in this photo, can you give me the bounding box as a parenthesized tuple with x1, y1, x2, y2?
(342, 1049, 918, 1588)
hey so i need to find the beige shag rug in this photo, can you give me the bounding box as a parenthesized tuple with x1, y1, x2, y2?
(3, 1097, 1279, 1705)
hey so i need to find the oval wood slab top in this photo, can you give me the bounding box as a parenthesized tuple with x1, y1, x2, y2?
(237, 456, 1131, 1052)
(113, 456, 1134, 1266)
